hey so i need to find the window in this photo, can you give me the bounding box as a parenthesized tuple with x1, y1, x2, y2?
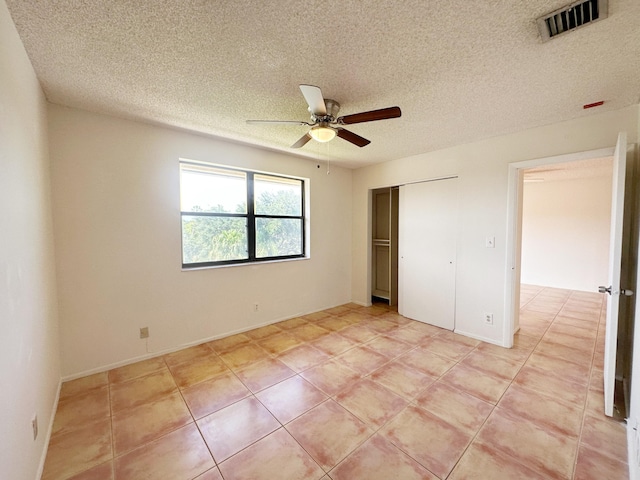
(180, 162, 306, 268)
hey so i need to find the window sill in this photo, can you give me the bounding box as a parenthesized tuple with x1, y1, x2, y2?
(181, 255, 310, 271)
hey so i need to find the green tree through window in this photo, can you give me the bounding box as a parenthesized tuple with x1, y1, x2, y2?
(180, 163, 306, 267)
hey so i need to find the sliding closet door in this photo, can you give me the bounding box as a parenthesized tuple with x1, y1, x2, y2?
(399, 178, 457, 330)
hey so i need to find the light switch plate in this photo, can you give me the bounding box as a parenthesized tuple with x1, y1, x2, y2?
(485, 236, 495, 248)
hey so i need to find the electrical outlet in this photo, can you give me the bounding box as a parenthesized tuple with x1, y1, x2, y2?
(253, 303, 259, 312)
(484, 313, 494, 325)
(31, 414, 38, 441)
(139, 327, 149, 339)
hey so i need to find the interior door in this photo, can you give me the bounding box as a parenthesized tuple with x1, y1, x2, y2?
(602, 131, 627, 417)
(399, 178, 457, 329)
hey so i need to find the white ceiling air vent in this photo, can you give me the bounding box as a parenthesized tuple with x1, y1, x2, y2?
(537, 0, 608, 42)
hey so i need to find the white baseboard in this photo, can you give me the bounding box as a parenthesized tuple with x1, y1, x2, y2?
(61, 301, 352, 382)
(453, 329, 505, 347)
(351, 300, 371, 307)
(35, 379, 62, 480)
(629, 420, 639, 480)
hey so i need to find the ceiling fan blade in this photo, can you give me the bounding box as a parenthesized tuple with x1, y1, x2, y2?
(338, 106, 401, 125)
(336, 128, 371, 147)
(291, 133, 312, 148)
(247, 119, 310, 125)
(299, 85, 327, 116)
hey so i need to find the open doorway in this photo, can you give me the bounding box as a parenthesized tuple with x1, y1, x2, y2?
(505, 146, 615, 342)
(506, 139, 638, 419)
(518, 157, 617, 414)
(520, 157, 613, 292)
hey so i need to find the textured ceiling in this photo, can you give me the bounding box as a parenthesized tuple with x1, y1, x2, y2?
(6, 0, 640, 168)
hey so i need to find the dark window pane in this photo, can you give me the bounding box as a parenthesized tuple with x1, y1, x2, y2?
(256, 218, 302, 258)
(180, 165, 247, 214)
(254, 174, 302, 216)
(182, 216, 248, 263)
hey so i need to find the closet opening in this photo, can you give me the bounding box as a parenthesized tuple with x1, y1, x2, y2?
(371, 187, 399, 306)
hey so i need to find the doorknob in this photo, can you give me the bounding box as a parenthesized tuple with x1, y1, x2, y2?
(598, 285, 612, 295)
(622, 289, 634, 296)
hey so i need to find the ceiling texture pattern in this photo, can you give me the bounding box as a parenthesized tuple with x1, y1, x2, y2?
(6, 0, 640, 168)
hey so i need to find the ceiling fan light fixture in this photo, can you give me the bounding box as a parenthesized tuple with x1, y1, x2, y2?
(309, 125, 336, 143)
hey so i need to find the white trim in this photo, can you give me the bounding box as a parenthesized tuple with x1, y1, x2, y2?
(181, 255, 310, 272)
(628, 421, 638, 480)
(179, 157, 309, 182)
(368, 174, 459, 191)
(454, 329, 506, 347)
(506, 147, 614, 171)
(35, 379, 62, 480)
(397, 175, 459, 187)
(350, 300, 370, 307)
(503, 166, 520, 348)
(504, 146, 615, 348)
(60, 302, 352, 381)
(365, 189, 373, 304)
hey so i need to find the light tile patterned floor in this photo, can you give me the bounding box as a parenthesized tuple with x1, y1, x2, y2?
(42, 285, 629, 479)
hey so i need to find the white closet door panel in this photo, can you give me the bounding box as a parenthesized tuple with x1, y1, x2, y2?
(399, 178, 457, 330)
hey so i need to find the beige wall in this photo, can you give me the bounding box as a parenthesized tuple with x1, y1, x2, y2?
(0, 2, 61, 479)
(352, 106, 639, 346)
(48, 105, 353, 378)
(521, 173, 613, 291)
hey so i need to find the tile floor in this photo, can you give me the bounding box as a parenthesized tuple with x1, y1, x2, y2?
(42, 285, 629, 479)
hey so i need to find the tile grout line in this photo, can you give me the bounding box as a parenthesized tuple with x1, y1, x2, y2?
(437, 319, 543, 478)
(514, 288, 583, 477)
(173, 354, 218, 477)
(519, 288, 611, 479)
(569, 291, 606, 479)
(443, 287, 580, 479)
(195, 316, 376, 477)
(537, 289, 589, 480)
(50, 294, 623, 480)
(251, 312, 442, 477)
(571, 294, 629, 474)
(355, 328, 513, 478)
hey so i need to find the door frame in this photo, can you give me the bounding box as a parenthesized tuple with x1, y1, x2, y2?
(504, 147, 615, 344)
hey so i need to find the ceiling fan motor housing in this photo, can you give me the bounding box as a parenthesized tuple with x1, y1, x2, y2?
(324, 99, 340, 118)
(310, 99, 341, 124)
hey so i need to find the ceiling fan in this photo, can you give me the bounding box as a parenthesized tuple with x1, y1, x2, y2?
(247, 85, 401, 148)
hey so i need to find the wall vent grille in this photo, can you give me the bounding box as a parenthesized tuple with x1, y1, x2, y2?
(537, 0, 608, 42)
